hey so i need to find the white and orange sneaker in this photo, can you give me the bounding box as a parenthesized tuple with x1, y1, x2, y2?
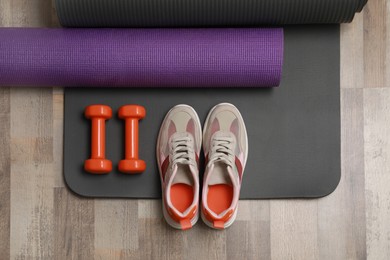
(201, 103, 248, 229)
(157, 105, 202, 230)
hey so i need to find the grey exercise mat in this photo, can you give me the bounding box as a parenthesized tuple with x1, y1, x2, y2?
(56, 0, 367, 27)
(64, 25, 341, 199)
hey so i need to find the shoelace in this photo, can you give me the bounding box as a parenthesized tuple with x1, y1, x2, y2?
(208, 136, 235, 167)
(171, 136, 196, 167)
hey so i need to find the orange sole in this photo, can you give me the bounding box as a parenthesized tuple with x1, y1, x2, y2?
(170, 184, 194, 213)
(207, 184, 233, 215)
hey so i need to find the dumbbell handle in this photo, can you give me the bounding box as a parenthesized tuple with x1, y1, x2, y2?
(124, 118, 139, 159)
(91, 118, 106, 159)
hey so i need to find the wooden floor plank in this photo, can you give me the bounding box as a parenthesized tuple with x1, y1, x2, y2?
(54, 188, 95, 260)
(0, 88, 11, 259)
(10, 163, 54, 259)
(10, 88, 54, 259)
(341, 89, 367, 259)
(53, 88, 64, 188)
(94, 200, 139, 259)
(226, 219, 270, 260)
(10, 0, 53, 27)
(230, 201, 271, 259)
(0, 0, 11, 25)
(183, 223, 226, 260)
(341, 13, 364, 89)
(270, 200, 319, 260)
(138, 218, 186, 260)
(364, 0, 388, 88)
(364, 88, 390, 259)
(387, 0, 390, 88)
(50, 0, 60, 27)
(138, 200, 162, 219)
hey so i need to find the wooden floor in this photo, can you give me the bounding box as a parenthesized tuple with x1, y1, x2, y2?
(0, 0, 389, 259)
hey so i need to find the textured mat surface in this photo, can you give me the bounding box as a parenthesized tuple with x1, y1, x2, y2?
(56, 0, 367, 27)
(64, 25, 341, 199)
(0, 28, 283, 88)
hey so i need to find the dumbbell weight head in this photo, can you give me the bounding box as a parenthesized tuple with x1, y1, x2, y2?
(85, 105, 112, 119)
(85, 158, 112, 174)
(118, 105, 146, 119)
(118, 159, 146, 174)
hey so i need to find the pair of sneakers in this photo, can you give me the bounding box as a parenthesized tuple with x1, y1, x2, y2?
(157, 103, 248, 230)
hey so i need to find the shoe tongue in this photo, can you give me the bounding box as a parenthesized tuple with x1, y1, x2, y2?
(212, 157, 231, 167)
(170, 132, 191, 141)
(212, 130, 234, 139)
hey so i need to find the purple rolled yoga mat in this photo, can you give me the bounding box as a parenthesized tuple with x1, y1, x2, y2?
(0, 28, 283, 87)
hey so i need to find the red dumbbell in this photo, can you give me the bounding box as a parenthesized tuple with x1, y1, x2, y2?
(84, 105, 112, 174)
(118, 105, 146, 174)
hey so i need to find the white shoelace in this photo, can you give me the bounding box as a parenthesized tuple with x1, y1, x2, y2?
(208, 136, 235, 167)
(171, 136, 196, 167)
